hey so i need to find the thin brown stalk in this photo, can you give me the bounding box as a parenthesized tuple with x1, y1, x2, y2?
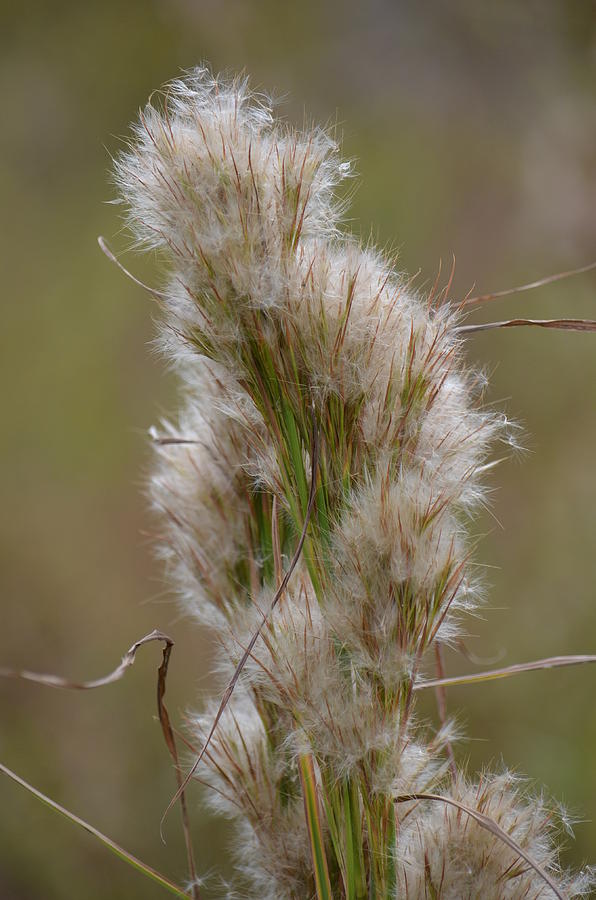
(462, 260, 596, 308)
(156, 642, 201, 898)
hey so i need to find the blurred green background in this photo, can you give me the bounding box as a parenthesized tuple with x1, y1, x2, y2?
(1, 1, 595, 896)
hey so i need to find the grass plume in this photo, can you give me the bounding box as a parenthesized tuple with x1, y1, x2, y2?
(108, 66, 596, 897)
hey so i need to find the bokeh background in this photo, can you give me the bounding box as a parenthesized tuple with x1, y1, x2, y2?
(1, 1, 595, 897)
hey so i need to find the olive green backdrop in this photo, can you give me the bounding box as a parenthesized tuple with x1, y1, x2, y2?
(1, 1, 595, 897)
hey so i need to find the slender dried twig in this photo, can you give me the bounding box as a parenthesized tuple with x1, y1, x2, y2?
(462, 260, 596, 308)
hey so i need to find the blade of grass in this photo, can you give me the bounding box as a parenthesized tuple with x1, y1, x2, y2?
(394, 792, 564, 900)
(341, 780, 356, 900)
(320, 785, 345, 892)
(347, 778, 367, 900)
(413, 654, 596, 691)
(385, 800, 397, 898)
(299, 753, 333, 900)
(0, 761, 192, 898)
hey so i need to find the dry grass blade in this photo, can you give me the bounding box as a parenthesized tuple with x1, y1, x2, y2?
(462, 260, 596, 308)
(0, 628, 171, 690)
(0, 761, 192, 898)
(0, 630, 200, 898)
(414, 653, 596, 691)
(98, 236, 167, 301)
(160, 416, 320, 832)
(394, 792, 564, 900)
(456, 318, 596, 335)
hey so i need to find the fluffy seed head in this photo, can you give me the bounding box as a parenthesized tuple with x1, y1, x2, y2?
(113, 67, 587, 899)
(396, 773, 594, 899)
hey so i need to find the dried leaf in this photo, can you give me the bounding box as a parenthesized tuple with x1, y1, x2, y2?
(0, 629, 169, 690)
(414, 654, 596, 691)
(456, 317, 596, 335)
